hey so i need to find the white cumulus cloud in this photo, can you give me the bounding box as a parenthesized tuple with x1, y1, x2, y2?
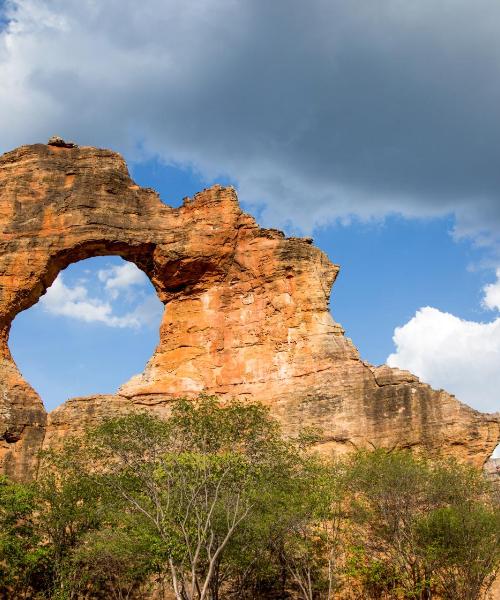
(98, 262, 149, 299)
(40, 271, 163, 329)
(387, 272, 500, 416)
(483, 268, 500, 311)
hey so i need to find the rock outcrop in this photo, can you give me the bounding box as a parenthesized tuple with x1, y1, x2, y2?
(0, 141, 499, 480)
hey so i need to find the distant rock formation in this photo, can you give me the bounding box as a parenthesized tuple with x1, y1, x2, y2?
(0, 141, 499, 480)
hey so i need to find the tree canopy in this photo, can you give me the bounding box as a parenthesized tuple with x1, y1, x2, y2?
(0, 395, 498, 600)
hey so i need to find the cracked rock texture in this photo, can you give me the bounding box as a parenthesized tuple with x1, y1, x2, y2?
(0, 142, 499, 480)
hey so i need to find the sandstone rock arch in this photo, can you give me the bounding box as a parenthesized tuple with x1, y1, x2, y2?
(1, 142, 499, 480)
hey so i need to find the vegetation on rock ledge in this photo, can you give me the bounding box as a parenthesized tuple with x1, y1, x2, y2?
(0, 396, 498, 599)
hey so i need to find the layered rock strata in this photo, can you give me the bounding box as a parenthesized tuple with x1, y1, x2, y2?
(0, 142, 499, 480)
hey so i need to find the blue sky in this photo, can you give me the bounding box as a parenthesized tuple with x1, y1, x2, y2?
(1, 1, 500, 442)
(0, 1, 6, 26)
(9, 257, 163, 410)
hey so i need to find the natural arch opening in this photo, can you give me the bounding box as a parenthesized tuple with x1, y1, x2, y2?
(8, 256, 164, 411)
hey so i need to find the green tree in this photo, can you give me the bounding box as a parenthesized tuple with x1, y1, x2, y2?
(345, 449, 500, 600)
(273, 460, 345, 600)
(87, 396, 313, 600)
(5, 398, 496, 600)
(0, 475, 49, 598)
(218, 448, 341, 599)
(33, 440, 109, 597)
(62, 525, 158, 600)
(415, 504, 500, 600)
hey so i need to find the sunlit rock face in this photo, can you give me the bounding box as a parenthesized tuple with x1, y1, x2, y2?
(0, 141, 498, 480)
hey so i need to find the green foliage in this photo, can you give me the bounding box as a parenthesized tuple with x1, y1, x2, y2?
(62, 526, 157, 599)
(0, 475, 49, 596)
(415, 504, 500, 600)
(85, 396, 325, 600)
(345, 546, 400, 599)
(0, 398, 498, 600)
(345, 449, 500, 600)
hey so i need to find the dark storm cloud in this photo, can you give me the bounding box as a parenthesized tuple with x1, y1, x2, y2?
(1, 0, 500, 241)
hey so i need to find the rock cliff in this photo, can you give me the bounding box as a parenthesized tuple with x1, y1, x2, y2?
(0, 141, 499, 480)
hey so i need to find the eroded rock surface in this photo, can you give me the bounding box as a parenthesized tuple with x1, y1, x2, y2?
(1, 142, 499, 480)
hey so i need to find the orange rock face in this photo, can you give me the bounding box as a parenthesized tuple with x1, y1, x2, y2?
(0, 142, 499, 480)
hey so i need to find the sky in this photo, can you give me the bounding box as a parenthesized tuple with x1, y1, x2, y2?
(1, 1, 499, 454)
(9, 258, 164, 409)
